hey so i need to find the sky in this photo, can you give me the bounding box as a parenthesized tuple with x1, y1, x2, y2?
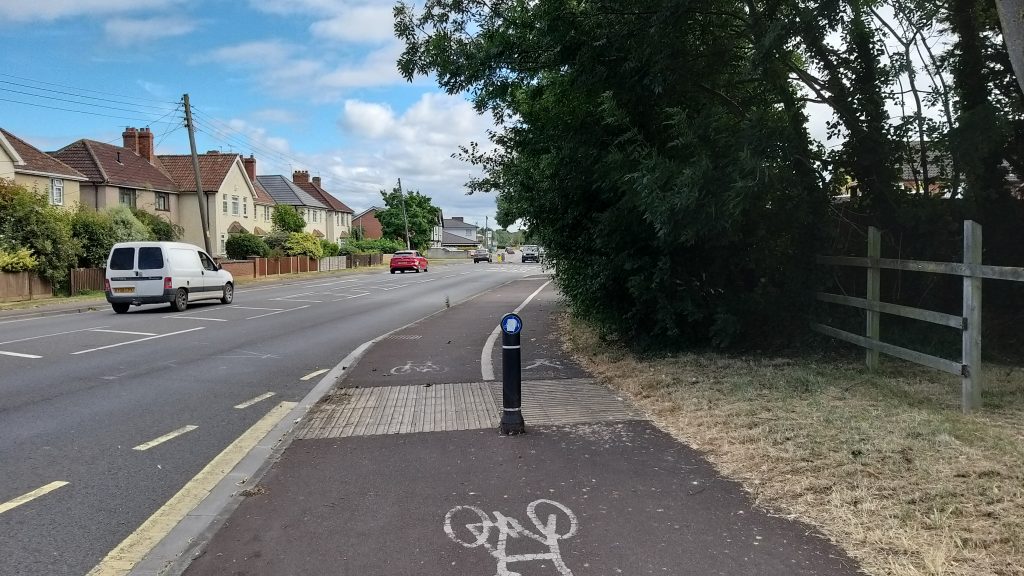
(0, 0, 503, 229)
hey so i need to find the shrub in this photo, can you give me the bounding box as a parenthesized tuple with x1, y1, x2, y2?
(320, 240, 340, 257)
(341, 238, 405, 254)
(107, 205, 152, 242)
(0, 179, 79, 290)
(0, 247, 38, 272)
(133, 209, 182, 241)
(225, 233, 269, 259)
(72, 208, 116, 268)
(264, 230, 290, 251)
(272, 205, 306, 233)
(285, 232, 324, 258)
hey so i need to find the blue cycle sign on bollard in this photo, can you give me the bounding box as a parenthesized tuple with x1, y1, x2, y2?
(499, 313, 526, 435)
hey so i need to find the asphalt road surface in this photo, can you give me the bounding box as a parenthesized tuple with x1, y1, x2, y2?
(0, 260, 543, 576)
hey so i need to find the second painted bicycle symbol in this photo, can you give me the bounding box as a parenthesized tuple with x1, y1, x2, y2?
(444, 499, 578, 576)
(390, 360, 446, 375)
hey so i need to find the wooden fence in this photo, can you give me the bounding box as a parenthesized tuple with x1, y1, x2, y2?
(814, 220, 1024, 413)
(0, 272, 52, 302)
(71, 268, 106, 294)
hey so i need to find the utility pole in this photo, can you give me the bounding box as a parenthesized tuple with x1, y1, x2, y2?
(183, 94, 213, 255)
(397, 178, 411, 250)
(485, 215, 489, 250)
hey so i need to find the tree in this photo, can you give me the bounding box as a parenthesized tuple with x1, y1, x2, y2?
(272, 205, 306, 233)
(71, 208, 116, 268)
(133, 209, 182, 241)
(284, 232, 324, 258)
(0, 179, 79, 290)
(376, 181, 440, 252)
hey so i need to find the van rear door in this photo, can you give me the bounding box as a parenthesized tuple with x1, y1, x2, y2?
(133, 246, 167, 298)
(107, 246, 138, 296)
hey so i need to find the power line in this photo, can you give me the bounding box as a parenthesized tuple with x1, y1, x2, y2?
(0, 80, 179, 114)
(0, 72, 179, 105)
(0, 85, 182, 118)
(0, 95, 180, 123)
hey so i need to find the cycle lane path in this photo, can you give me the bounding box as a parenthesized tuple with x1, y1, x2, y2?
(179, 278, 862, 576)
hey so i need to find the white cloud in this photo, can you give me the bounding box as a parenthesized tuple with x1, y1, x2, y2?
(0, 0, 181, 22)
(104, 16, 196, 44)
(309, 4, 395, 43)
(252, 108, 304, 125)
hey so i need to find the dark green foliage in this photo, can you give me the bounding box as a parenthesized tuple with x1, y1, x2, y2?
(133, 209, 183, 241)
(264, 230, 290, 251)
(376, 182, 441, 252)
(272, 205, 306, 233)
(0, 179, 79, 290)
(320, 240, 340, 257)
(225, 233, 269, 260)
(71, 208, 116, 268)
(340, 238, 405, 255)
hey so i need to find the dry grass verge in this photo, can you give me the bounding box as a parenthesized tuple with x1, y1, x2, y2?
(564, 317, 1024, 576)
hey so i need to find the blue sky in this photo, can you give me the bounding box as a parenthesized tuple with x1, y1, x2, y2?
(0, 0, 502, 228)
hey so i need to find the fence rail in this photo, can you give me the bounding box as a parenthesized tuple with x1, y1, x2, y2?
(815, 220, 1024, 413)
(70, 268, 106, 294)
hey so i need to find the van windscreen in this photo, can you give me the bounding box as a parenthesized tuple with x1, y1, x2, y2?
(138, 247, 164, 270)
(109, 247, 135, 270)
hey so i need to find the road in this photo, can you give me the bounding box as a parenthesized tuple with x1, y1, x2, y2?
(0, 260, 542, 576)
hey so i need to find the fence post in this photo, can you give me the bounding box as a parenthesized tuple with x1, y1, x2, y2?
(962, 220, 982, 412)
(866, 226, 881, 370)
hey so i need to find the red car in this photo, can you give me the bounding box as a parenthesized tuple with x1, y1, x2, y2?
(390, 250, 429, 273)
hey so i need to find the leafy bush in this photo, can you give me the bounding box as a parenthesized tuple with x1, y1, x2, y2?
(320, 240, 340, 257)
(340, 238, 405, 254)
(225, 233, 269, 259)
(0, 179, 79, 290)
(272, 205, 306, 233)
(285, 232, 324, 258)
(0, 247, 38, 272)
(72, 208, 116, 268)
(264, 230, 290, 251)
(133, 209, 182, 241)
(107, 205, 152, 242)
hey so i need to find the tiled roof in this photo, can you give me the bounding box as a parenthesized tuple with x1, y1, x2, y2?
(254, 175, 326, 208)
(52, 139, 178, 192)
(158, 153, 240, 193)
(0, 128, 86, 180)
(294, 180, 354, 213)
(442, 231, 479, 246)
(443, 218, 477, 229)
(254, 226, 268, 236)
(252, 178, 276, 205)
(353, 206, 381, 220)
(227, 221, 249, 234)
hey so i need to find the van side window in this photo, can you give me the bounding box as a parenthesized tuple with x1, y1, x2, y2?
(138, 247, 164, 270)
(199, 253, 218, 272)
(109, 248, 135, 270)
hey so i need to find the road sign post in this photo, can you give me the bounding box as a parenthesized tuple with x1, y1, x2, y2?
(499, 313, 526, 435)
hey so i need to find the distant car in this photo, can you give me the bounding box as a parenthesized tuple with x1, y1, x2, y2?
(390, 250, 428, 273)
(472, 249, 492, 263)
(505, 247, 515, 254)
(521, 245, 540, 263)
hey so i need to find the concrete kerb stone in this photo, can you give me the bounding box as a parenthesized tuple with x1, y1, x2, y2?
(131, 275, 523, 576)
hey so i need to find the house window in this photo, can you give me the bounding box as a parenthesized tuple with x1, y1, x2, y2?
(231, 196, 239, 216)
(50, 178, 64, 206)
(219, 234, 227, 255)
(243, 198, 248, 217)
(222, 196, 228, 214)
(155, 192, 169, 211)
(311, 210, 318, 223)
(263, 205, 271, 221)
(119, 188, 137, 208)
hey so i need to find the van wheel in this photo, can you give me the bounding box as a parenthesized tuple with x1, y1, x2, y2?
(171, 288, 188, 312)
(221, 282, 234, 304)
(111, 303, 130, 314)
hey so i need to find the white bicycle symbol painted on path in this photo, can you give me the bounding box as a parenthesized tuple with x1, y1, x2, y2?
(390, 360, 446, 375)
(444, 499, 578, 576)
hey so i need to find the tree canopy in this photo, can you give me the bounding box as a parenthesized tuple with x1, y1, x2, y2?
(376, 181, 441, 252)
(272, 204, 306, 233)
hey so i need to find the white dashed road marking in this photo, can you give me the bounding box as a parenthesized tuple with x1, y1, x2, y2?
(300, 368, 329, 381)
(162, 316, 228, 322)
(132, 425, 198, 451)
(0, 326, 109, 345)
(0, 350, 42, 359)
(71, 327, 205, 355)
(234, 392, 276, 409)
(89, 329, 157, 336)
(245, 305, 310, 320)
(0, 481, 69, 515)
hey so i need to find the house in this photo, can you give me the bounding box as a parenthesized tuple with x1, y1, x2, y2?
(442, 217, 480, 249)
(0, 128, 87, 207)
(52, 127, 179, 218)
(431, 208, 444, 248)
(255, 175, 329, 239)
(158, 150, 259, 256)
(243, 156, 276, 236)
(290, 171, 354, 243)
(352, 206, 384, 240)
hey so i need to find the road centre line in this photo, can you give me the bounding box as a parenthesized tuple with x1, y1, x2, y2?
(132, 425, 198, 451)
(300, 368, 329, 381)
(89, 329, 157, 336)
(0, 325, 110, 346)
(481, 279, 553, 381)
(234, 392, 276, 409)
(332, 293, 368, 301)
(0, 350, 42, 358)
(162, 315, 228, 322)
(246, 305, 310, 320)
(226, 306, 284, 311)
(86, 401, 295, 576)
(0, 481, 69, 515)
(71, 327, 205, 355)
(270, 297, 323, 303)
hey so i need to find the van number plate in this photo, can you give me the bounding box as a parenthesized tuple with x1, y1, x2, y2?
(113, 287, 134, 294)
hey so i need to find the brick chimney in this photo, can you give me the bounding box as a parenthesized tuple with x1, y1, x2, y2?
(312, 176, 321, 187)
(122, 127, 138, 153)
(292, 170, 310, 184)
(243, 155, 256, 180)
(137, 127, 154, 162)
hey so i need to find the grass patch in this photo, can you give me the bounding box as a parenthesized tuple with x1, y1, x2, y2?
(563, 316, 1024, 576)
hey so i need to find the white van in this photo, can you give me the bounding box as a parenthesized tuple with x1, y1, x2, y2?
(105, 241, 234, 314)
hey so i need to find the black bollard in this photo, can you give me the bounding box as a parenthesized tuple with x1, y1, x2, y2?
(499, 313, 526, 435)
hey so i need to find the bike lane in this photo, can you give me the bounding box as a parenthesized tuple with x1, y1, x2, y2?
(180, 279, 862, 576)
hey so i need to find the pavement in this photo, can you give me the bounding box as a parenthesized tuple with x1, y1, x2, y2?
(173, 277, 863, 576)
